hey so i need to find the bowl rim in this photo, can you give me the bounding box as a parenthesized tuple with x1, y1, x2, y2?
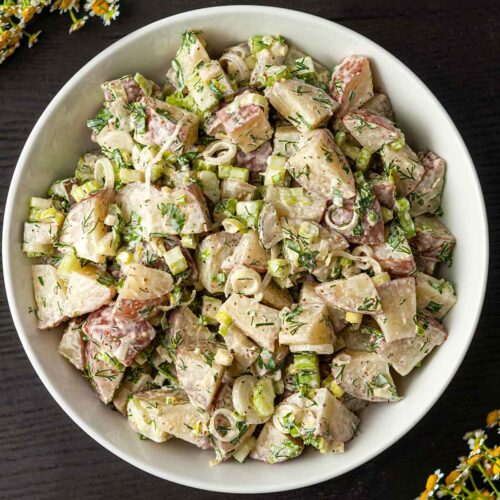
(2, 4, 489, 493)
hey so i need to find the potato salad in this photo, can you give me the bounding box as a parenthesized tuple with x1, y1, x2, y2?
(23, 31, 457, 465)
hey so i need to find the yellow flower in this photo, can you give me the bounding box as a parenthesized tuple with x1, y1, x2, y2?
(91, 0, 110, 16)
(22, 7, 37, 23)
(486, 409, 499, 427)
(445, 470, 460, 486)
(467, 454, 482, 466)
(492, 446, 500, 457)
(419, 491, 429, 500)
(426, 474, 438, 490)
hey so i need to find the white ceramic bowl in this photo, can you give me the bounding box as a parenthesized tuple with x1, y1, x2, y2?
(3, 5, 488, 493)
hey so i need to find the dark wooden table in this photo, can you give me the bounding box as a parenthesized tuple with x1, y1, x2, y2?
(1, 1, 499, 498)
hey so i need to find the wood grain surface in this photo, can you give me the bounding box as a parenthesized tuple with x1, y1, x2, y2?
(0, 1, 499, 498)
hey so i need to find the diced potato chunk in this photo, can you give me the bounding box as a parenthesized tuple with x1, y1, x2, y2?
(413, 215, 455, 264)
(217, 93, 273, 153)
(313, 388, 359, 443)
(65, 266, 116, 318)
(374, 277, 417, 342)
(279, 303, 334, 353)
(175, 343, 225, 410)
(315, 274, 381, 315)
(415, 271, 456, 320)
(379, 144, 425, 196)
(258, 202, 282, 249)
(329, 55, 374, 116)
(343, 109, 401, 152)
(58, 320, 86, 371)
(409, 151, 446, 216)
(84, 304, 156, 366)
(224, 324, 260, 369)
(331, 350, 399, 402)
(220, 178, 257, 201)
(113, 367, 153, 415)
(169, 306, 212, 346)
(273, 125, 301, 157)
(24, 221, 59, 246)
(269, 79, 338, 132)
(58, 188, 114, 264)
(127, 388, 173, 442)
(287, 129, 355, 199)
(299, 282, 346, 333)
(265, 186, 327, 222)
(250, 421, 303, 463)
(141, 97, 199, 152)
(260, 281, 293, 310)
(220, 294, 280, 352)
(196, 232, 241, 293)
(221, 230, 269, 273)
(115, 264, 173, 317)
(146, 185, 210, 236)
(32, 264, 67, 330)
(173, 30, 211, 86)
(363, 92, 394, 120)
(86, 338, 125, 404)
(378, 316, 447, 375)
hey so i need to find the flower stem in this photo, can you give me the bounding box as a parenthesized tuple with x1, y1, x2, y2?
(477, 463, 500, 496)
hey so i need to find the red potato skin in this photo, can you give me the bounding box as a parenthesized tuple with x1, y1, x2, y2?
(217, 104, 261, 134)
(371, 244, 416, 277)
(84, 304, 156, 367)
(235, 141, 272, 181)
(371, 177, 396, 209)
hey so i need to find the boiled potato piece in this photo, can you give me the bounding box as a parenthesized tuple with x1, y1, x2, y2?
(217, 92, 273, 153)
(222, 230, 269, 273)
(175, 342, 225, 410)
(24, 221, 59, 246)
(224, 324, 260, 369)
(196, 232, 241, 293)
(261, 281, 293, 310)
(172, 30, 211, 87)
(315, 274, 381, 315)
(374, 277, 417, 342)
(250, 421, 303, 463)
(115, 264, 173, 317)
(58, 188, 114, 264)
(86, 337, 125, 404)
(331, 350, 399, 402)
(127, 388, 173, 442)
(258, 202, 282, 249)
(220, 178, 257, 201)
(32, 264, 67, 330)
(287, 129, 355, 199)
(273, 124, 301, 157)
(299, 281, 346, 333)
(363, 92, 394, 120)
(378, 316, 447, 376)
(220, 294, 281, 352)
(65, 265, 116, 318)
(169, 306, 212, 347)
(329, 55, 374, 117)
(269, 79, 338, 132)
(265, 186, 327, 222)
(279, 303, 334, 353)
(113, 367, 153, 415)
(415, 271, 456, 320)
(58, 320, 86, 371)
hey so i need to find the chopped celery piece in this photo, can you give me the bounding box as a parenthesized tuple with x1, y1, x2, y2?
(294, 353, 320, 389)
(215, 310, 233, 327)
(22, 242, 54, 257)
(116, 250, 133, 265)
(381, 206, 393, 223)
(119, 168, 145, 184)
(70, 180, 102, 202)
(217, 164, 233, 179)
(181, 234, 198, 249)
(389, 138, 405, 151)
(331, 381, 344, 398)
(193, 157, 216, 172)
(134, 73, 153, 96)
(229, 166, 249, 182)
(29, 207, 65, 226)
(30, 197, 52, 209)
(334, 130, 347, 147)
(299, 221, 319, 243)
(372, 272, 391, 287)
(341, 142, 361, 161)
(233, 436, 256, 463)
(355, 147, 372, 171)
(222, 217, 248, 234)
(345, 311, 363, 324)
(214, 198, 237, 218)
(264, 155, 288, 186)
(57, 254, 82, 280)
(236, 200, 263, 228)
(163, 246, 188, 275)
(268, 258, 290, 279)
(251, 378, 275, 417)
(395, 197, 416, 238)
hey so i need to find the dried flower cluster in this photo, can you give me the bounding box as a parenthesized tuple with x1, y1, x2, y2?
(0, 0, 120, 64)
(419, 410, 500, 499)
